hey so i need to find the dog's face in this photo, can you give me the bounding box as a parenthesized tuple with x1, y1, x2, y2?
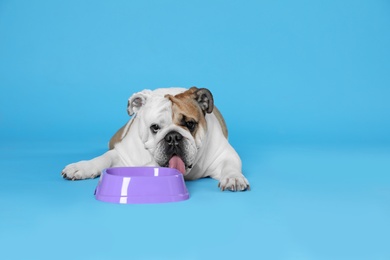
(128, 87, 214, 175)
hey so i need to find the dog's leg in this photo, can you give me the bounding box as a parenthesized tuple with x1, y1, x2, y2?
(61, 149, 121, 180)
(212, 146, 250, 192)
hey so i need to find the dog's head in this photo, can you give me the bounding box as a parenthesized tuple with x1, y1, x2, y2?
(127, 87, 214, 175)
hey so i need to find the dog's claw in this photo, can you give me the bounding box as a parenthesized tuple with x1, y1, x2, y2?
(218, 176, 250, 192)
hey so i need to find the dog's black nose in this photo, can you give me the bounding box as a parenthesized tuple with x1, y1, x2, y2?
(164, 131, 183, 146)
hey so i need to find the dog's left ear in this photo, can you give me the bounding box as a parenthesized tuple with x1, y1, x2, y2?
(127, 90, 151, 116)
(190, 87, 214, 114)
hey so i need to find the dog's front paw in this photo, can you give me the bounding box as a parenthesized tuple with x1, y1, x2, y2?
(218, 175, 250, 192)
(61, 161, 101, 180)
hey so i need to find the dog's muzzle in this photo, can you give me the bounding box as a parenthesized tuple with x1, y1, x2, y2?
(164, 131, 187, 174)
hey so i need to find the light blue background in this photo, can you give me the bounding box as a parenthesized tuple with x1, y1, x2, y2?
(0, 1, 389, 259)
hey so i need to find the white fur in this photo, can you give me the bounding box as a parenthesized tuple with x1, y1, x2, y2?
(61, 88, 249, 191)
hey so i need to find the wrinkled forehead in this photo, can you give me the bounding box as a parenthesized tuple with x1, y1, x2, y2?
(141, 95, 172, 122)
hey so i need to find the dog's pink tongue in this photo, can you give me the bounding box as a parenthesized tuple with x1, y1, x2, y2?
(168, 155, 185, 174)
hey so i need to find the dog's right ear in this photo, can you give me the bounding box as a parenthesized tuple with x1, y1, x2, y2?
(127, 90, 152, 116)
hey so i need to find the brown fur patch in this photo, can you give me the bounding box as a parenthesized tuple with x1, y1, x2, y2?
(213, 106, 228, 138)
(108, 120, 134, 149)
(166, 87, 228, 138)
(166, 89, 206, 137)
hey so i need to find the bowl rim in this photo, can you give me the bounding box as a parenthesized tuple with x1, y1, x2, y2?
(103, 166, 183, 178)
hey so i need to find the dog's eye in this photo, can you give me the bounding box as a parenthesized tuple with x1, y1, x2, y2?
(150, 124, 160, 134)
(185, 121, 197, 132)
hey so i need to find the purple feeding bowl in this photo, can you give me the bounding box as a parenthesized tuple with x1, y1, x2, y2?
(94, 167, 189, 204)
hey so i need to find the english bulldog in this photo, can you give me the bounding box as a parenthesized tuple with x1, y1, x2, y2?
(61, 87, 250, 191)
